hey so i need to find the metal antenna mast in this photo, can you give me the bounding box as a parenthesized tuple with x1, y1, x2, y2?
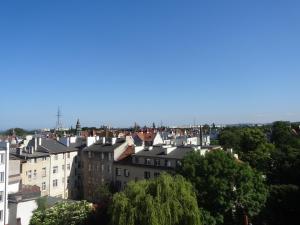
(56, 107, 63, 131)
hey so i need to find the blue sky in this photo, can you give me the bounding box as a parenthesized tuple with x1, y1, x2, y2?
(1, 0, 300, 129)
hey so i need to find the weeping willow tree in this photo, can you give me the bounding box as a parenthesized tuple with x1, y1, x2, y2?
(110, 173, 202, 225)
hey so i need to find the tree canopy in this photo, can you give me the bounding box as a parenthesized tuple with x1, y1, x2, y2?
(178, 150, 268, 225)
(30, 201, 92, 225)
(109, 173, 202, 225)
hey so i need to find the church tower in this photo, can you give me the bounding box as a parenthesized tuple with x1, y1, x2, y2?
(76, 119, 82, 137)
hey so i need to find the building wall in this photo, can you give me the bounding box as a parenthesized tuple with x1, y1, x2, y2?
(49, 151, 78, 199)
(20, 151, 78, 199)
(82, 151, 113, 201)
(0, 142, 9, 225)
(113, 163, 172, 190)
(8, 199, 37, 225)
(21, 157, 50, 196)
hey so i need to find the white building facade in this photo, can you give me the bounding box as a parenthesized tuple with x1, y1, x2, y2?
(0, 142, 9, 225)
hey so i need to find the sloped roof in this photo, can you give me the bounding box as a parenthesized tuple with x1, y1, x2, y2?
(116, 145, 134, 161)
(83, 139, 125, 152)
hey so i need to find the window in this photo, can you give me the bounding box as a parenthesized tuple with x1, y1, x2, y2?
(145, 158, 151, 165)
(42, 167, 46, 177)
(144, 171, 150, 179)
(27, 170, 32, 180)
(154, 159, 160, 166)
(0, 154, 5, 164)
(124, 169, 130, 177)
(67, 164, 70, 170)
(101, 164, 104, 172)
(62, 177, 65, 184)
(67, 176, 70, 184)
(108, 165, 112, 174)
(165, 160, 171, 167)
(88, 165, 91, 171)
(42, 157, 47, 161)
(53, 179, 58, 187)
(53, 166, 58, 174)
(154, 172, 160, 178)
(101, 152, 104, 160)
(0, 172, 4, 182)
(116, 168, 121, 176)
(42, 182, 46, 191)
(88, 152, 92, 158)
(0, 210, 3, 221)
(108, 153, 112, 161)
(54, 154, 58, 160)
(62, 165, 65, 171)
(67, 152, 70, 158)
(34, 158, 37, 163)
(33, 170, 37, 179)
(176, 160, 182, 167)
(0, 191, 3, 202)
(134, 157, 139, 164)
(63, 153, 65, 159)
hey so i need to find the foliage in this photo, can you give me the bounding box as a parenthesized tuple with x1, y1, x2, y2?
(178, 150, 268, 225)
(219, 128, 242, 150)
(4, 127, 33, 136)
(93, 183, 113, 203)
(109, 173, 202, 225)
(30, 201, 92, 225)
(254, 184, 300, 225)
(35, 197, 48, 212)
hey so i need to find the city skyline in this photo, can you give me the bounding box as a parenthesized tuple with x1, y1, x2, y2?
(1, 1, 300, 129)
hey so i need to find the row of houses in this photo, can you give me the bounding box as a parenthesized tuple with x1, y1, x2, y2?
(82, 132, 219, 202)
(0, 123, 219, 225)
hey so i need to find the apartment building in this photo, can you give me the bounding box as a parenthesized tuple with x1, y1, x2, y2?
(113, 145, 209, 190)
(82, 138, 129, 202)
(0, 142, 9, 225)
(11, 137, 80, 199)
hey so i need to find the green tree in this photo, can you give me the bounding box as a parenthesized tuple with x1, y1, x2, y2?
(238, 128, 275, 174)
(35, 196, 48, 212)
(255, 184, 300, 225)
(30, 201, 92, 225)
(109, 173, 202, 225)
(219, 129, 241, 150)
(178, 150, 268, 225)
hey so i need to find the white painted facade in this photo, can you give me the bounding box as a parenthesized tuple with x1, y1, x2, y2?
(0, 142, 9, 225)
(8, 199, 37, 225)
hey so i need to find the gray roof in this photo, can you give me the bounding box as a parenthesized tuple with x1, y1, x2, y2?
(83, 139, 125, 153)
(10, 138, 79, 159)
(30, 139, 79, 154)
(10, 150, 49, 159)
(135, 146, 194, 159)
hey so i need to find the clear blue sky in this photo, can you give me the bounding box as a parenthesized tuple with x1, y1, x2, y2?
(1, 0, 300, 129)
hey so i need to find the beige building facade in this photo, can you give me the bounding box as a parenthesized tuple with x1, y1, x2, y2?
(12, 137, 80, 199)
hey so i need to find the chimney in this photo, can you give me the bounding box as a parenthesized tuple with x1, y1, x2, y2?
(199, 125, 203, 147)
(34, 137, 38, 151)
(112, 137, 117, 145)
(38, 137, 42, 146)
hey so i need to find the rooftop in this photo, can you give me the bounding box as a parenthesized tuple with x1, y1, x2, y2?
(83, 139, 125, 152)
(135, 145, 194, 159)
